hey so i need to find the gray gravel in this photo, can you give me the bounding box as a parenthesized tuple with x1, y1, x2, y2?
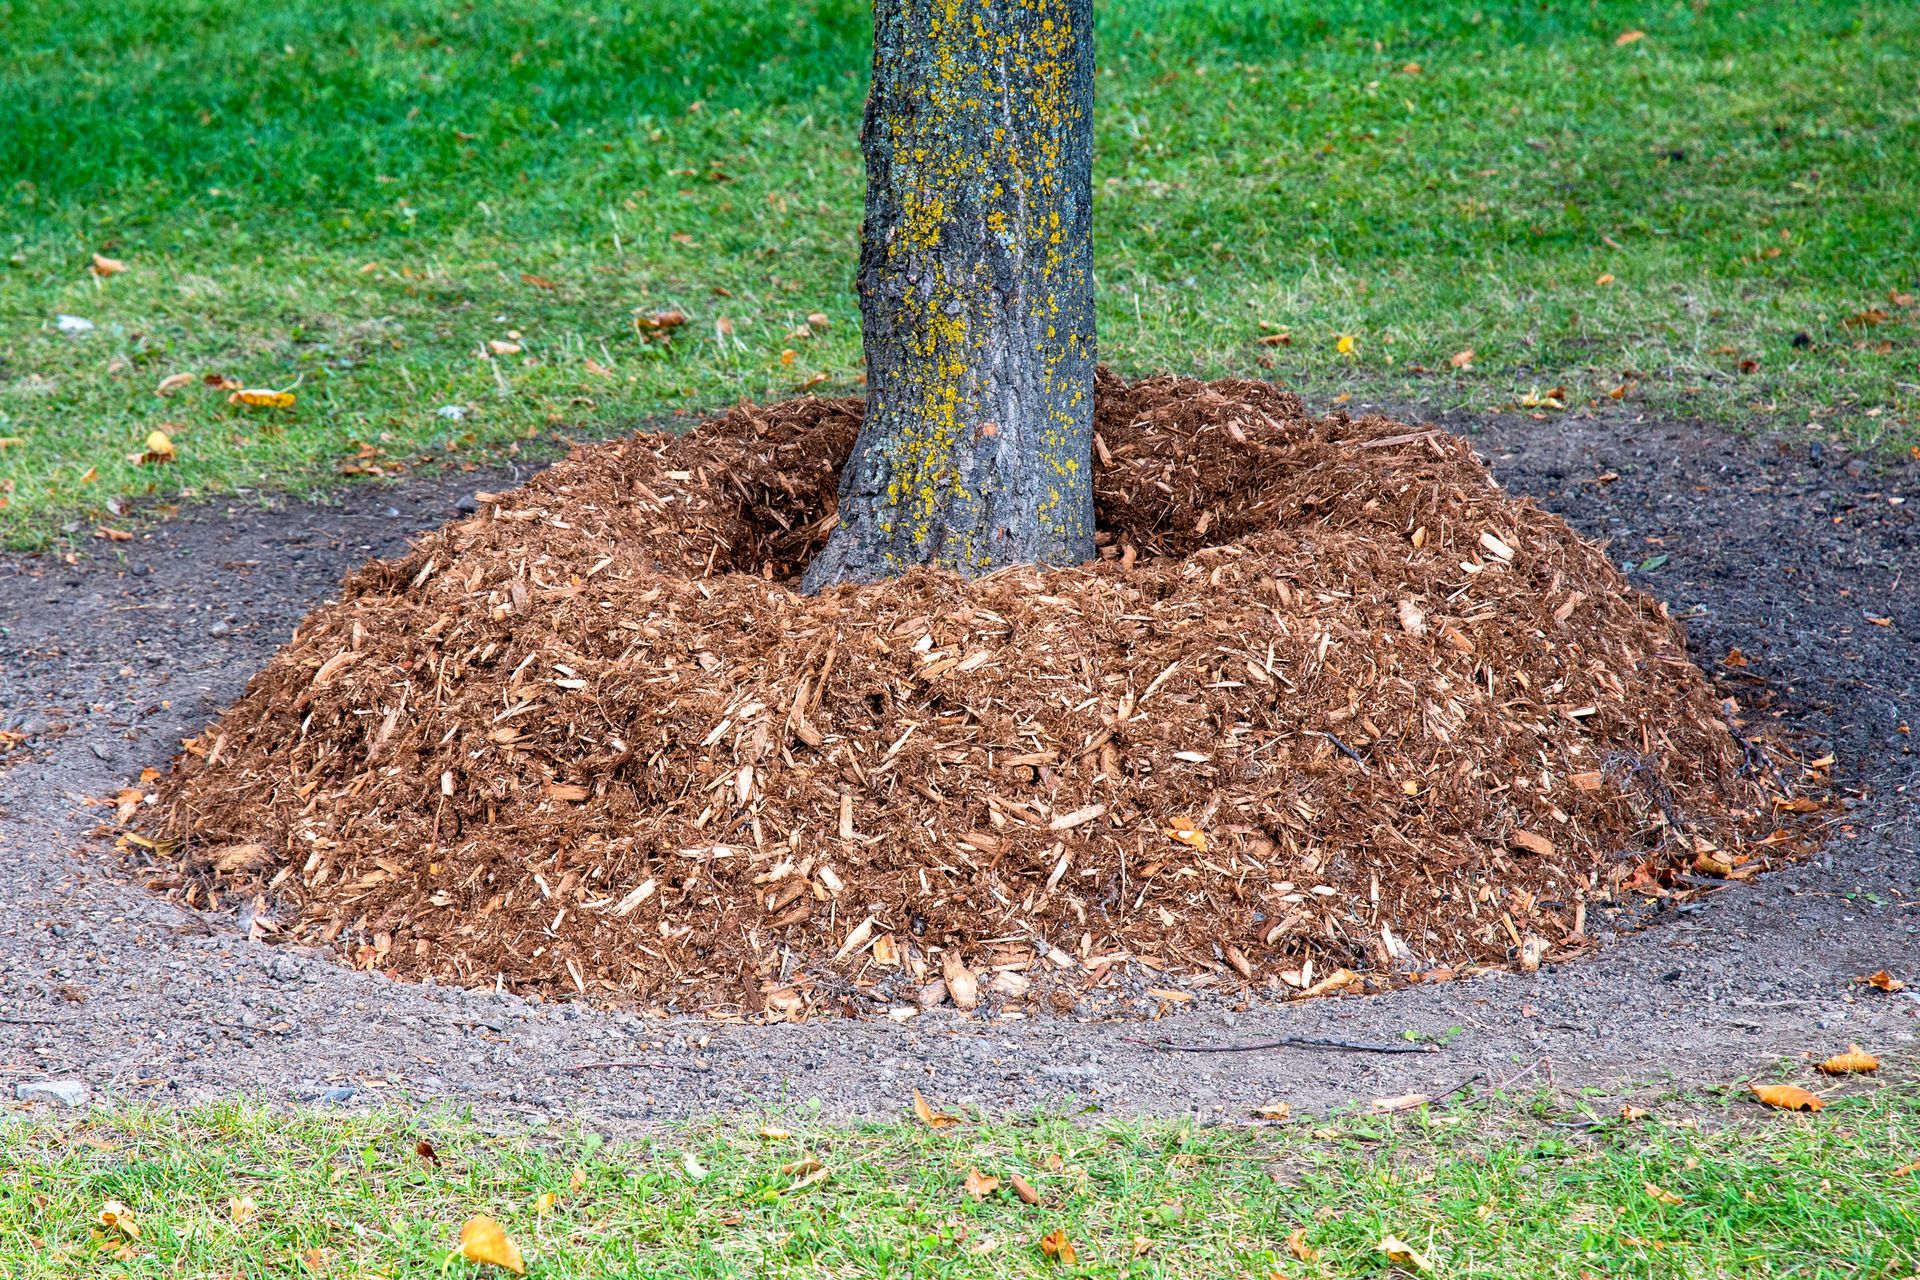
(2, 405, 1914, 1130)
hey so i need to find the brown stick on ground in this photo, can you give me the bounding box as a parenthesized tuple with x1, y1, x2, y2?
(1125, 1034, 1437, 1055)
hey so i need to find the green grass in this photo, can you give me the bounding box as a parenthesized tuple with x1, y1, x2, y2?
(2, 1088, 1917, 1278)
(2, 0, 1918, 545)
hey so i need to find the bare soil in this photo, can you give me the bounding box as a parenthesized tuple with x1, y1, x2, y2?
(1, 393, 1913, 1126)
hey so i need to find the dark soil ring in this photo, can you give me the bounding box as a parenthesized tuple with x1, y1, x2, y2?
(148, 374, 1766, 1020)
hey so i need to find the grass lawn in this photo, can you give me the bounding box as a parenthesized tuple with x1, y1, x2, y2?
(2, 1087, 1917, 1278)
(1, 0, 1917, 546)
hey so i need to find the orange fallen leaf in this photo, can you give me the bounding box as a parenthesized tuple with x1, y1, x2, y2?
(458, 1215, 525, 1273)
(1889, 1161, 1919, 1178)
(519, 273, 557, 289)
(962, 1169, 1000, 1202)
(1818, 1045, 1879, 1075)
(1130, 1235, 1154, 1257)
(1008, 1173, 1042, 1205)
(1286, 1227, 1318, 1261)
(1162, 816, 1208, 851)
(1255, 1100, 1291, 1121)
(1643, 1181, 1684, 1205)
(1862, 970, 1907, 992)
(1615, 29, 1646, 45)
(913, 1088, 960, 1129)
(96, 526, 133, 542)
(1449, 349, 1475, 369)
(1378, 1234, 1433, 1271)
(228, 388, 296, 409)
(1039, 1228, 1077, 1265)
(1749, 1082, 1823, 1112)
(90, 253, 128, 276)
(1257, 332, 1292, 347)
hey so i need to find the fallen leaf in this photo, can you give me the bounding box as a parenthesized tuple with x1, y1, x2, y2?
(487, 339, 523, 356)
(97, 1201, 139, 1238)
(458, 1216, 525, 1273)
(1039, 1228, 1077, 1265)
(1862, 970, 1907, 993)
(1643, 1181, 1684, 1205)
(1449, 349, 1475, 369)
(1620, 1104, 1650, 1122)
(682, 1152, 709, 1181)
(519, 273, 557, 290)
(533, 1191, 556, 1215)
(913, 1089, 960, 1128)
(1336, 334, 1357, 355)
(1286, 1226, 1318, 1261)
(90, 253, 128, 277)
(757, 1125, 791, 1140)
(228, 389, 296, 409)
(141, 429, 177, 464)
(1818, 1045, 1880, 1075)
(1162, 816, 1208, 851)
(416, 1138, 441, 1166)
(1749, 1082, 1823, 1112)
(155, 372, 195, 396)
(962, 1169, 1001, 1201)
(228, 1194, 257, 1225)
(1378, 1234, 1433, 1271)
(1255, 1100, 1291, 1121)
(1370, 1092, 1432, 1114)
(1258, 331, 1292, 346)
(779, 1157, 823, 1177)
(1890, 1161, 1919, 1177)
(583, 358, 616, 378)
(806, 312, 829, 327)
(1615, 29, 1646, 45)
(1008, 1173, 1042, 1205)
(785, 1163, 831, 1193)
(96, 526, 133, 542)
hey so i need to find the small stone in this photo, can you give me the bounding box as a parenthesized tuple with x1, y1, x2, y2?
(208, 620, 232, 636)
(456, 494, 480, 515)
(16, 1080, 89, 1107)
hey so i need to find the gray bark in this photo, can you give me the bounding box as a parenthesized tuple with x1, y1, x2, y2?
(802, 0, 1096, 591)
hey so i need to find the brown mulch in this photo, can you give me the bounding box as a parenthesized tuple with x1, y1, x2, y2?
(143, 373, 1790, 1018)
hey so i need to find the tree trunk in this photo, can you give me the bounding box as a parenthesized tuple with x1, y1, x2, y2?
(801, 0, 1096, 592)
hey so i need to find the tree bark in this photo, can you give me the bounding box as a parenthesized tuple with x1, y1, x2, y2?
(802, 0, 1096, 592)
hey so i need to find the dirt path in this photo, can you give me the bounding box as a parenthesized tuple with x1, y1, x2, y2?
(3, 406, 1914, 1128)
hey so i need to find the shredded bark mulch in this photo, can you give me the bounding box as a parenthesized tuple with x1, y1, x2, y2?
(144, 374, 1790, 1018)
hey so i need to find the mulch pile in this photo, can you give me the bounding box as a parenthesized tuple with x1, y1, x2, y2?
(143, 373, 1794, 1018)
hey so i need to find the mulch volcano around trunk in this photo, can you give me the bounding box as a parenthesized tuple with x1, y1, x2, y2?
(144, 374, 1783, 1019)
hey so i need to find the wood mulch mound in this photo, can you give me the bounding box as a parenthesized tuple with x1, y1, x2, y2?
(143, 374, 1793, 1019)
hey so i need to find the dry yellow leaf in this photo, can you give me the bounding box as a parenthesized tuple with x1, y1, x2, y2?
(1750, 1082, 1824, 1112)
(1286, 1226, 1318, 1261)
(757, 1125, 791, 1140)
(228, 389, 296, 409)
(96, 1201, 139, 1238)
(487, 339, 523, 356)
(1256, 1100, 1291, 1121)
(91, 253, 128, 276)
(1620, 1104, 1650, 1122)
(1039, 1228, 1077, 1265)
(962, 1169, 1001, 1202)
(1162, 816, 1208, 851)
(1378, 1234, 1433, 1271)
(458, 1215, 525, 1274)
(913, 1088, 960, 1128)
(1130, 1235, 1154, 1257)
(1336, 334, 1357, 355)
(1643, 1181, 1684, 1205)
(533, 1191, 556, 1215)
(1818, 1045, 1880, 1075)
(228, 1194, 257, 1225)
(142, 430, 177, 463)
(155, 372, 195, 396)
